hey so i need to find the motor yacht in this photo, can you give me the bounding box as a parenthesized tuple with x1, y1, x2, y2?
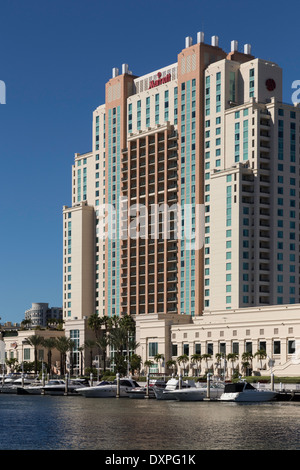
(76, 378, 140, 398)
(127, 378, 166, 399)
(153, 378, 196, 400)
(1, 375, 39, 394)
(17, 378, 88, 395)
(16, 381, 43, 395)
(42, 379, 88, 395)
(219, 381, 278, 402)
(167, 382, 225, 401)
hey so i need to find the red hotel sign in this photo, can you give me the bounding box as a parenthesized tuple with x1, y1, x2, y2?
(149, 72, 171, 89)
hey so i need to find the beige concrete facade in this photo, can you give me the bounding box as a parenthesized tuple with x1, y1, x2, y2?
(1, 329, 64, 373)
(136, 304, 300, 377)
(62, 32, 300, 375)
(204, 56, 300, 311)
(62, 201, 94, 322)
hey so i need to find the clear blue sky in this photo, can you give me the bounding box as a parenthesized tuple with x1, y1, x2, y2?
(0, 0, 299, 324)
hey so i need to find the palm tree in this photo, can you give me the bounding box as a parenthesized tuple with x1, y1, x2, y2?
(242, 351, 253, 376)
(176, 354, 189, 376)
(56, 337, 75, 375)
(88, 313, 103, 341)
(21, 319, 32, 330)
(84, 339, 96, 370)
(154, 353, 164, 374)
(166, 359, 177, 375)
(119, 315, 135, 332)
(254, 349, 267, 371)
(241, 361, 250, 376)
(201, 353, 212, 374)
(215, 353, 224, 375)
(108, 315, 139, 375)
(96, 335, 109, 372)
(42, 337, 57, 374)
(26, 335, 44, 374)
(227, 353, 239, 378)
(5, 358, 18, 373)
(144, 360, 153, 374)
(130, 354, 142, 374)
(95, 315, 117, 372)
(190, 353, 202, 377)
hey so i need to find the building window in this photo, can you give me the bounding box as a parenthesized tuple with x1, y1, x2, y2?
(24, 348, 30, 361)
(148, 342, 158, 357)
(259, 341, 266, 352)
(273, 341, 281, 355)
(288, 340, 295, 355)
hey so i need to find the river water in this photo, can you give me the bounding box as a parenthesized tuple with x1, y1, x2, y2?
(0, 394, 299, 451)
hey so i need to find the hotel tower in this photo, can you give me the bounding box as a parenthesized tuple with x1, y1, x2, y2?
(62, 32, 300, 368)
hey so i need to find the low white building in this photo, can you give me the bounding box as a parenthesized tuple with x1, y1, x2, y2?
(1, 329, 65, 374)
(24, 303, 63, 328)
(135, 303, 300, 377)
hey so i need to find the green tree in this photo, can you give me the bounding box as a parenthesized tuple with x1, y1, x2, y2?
(166, 359, 177, 374)
(108, 315, 139, 375)
(254, 349, 267, 370)
(241, 361, 250, 376)
(55, 337, 75, 375)
(88, 313, 103, 341)
(42, 337, 57, 374)
(96, 335, 109, 372)
(144, 360, 153, 373)
(190, 353, 202, 377)
(201, 353, 212, 374)
(130, 354, 142, 374)
(84, 339, 96, 370)
(26, 335, 44, 374)
(5, 358, 18, 373)
(227, 352, 239, 377)
(20, 319, 32, 330)
(176, 354, 189, 376)
(242, 351, 253, 375)
(154, 353, 164, 374)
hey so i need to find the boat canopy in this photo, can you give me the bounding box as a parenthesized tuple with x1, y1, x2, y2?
(224, 382, 255, 393)
(112, 379, 140, 387)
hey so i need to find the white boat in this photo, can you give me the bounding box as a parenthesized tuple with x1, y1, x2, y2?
(219, 381, 278, 402)
(17, 381, 43, 395)
(1, 373, 19, 383)
(127, 379, 166, 399)
(153, 378, 196, 400)
(168, 382, 225, 401)
(17, 378, 88, 395)
(1, 375, 39, 394)
(76, 378, 140, 398)
(42, 379, 88, 395)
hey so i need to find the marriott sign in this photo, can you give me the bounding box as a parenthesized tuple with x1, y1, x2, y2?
(149, 72, 171, 89)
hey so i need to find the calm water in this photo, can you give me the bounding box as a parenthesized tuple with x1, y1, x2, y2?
(0, 394, 299, 450)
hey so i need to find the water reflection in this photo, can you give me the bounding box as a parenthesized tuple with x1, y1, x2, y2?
(0, 395, 299, 450)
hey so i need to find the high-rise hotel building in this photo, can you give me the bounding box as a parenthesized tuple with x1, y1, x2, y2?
(62, 32, 300, 356)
